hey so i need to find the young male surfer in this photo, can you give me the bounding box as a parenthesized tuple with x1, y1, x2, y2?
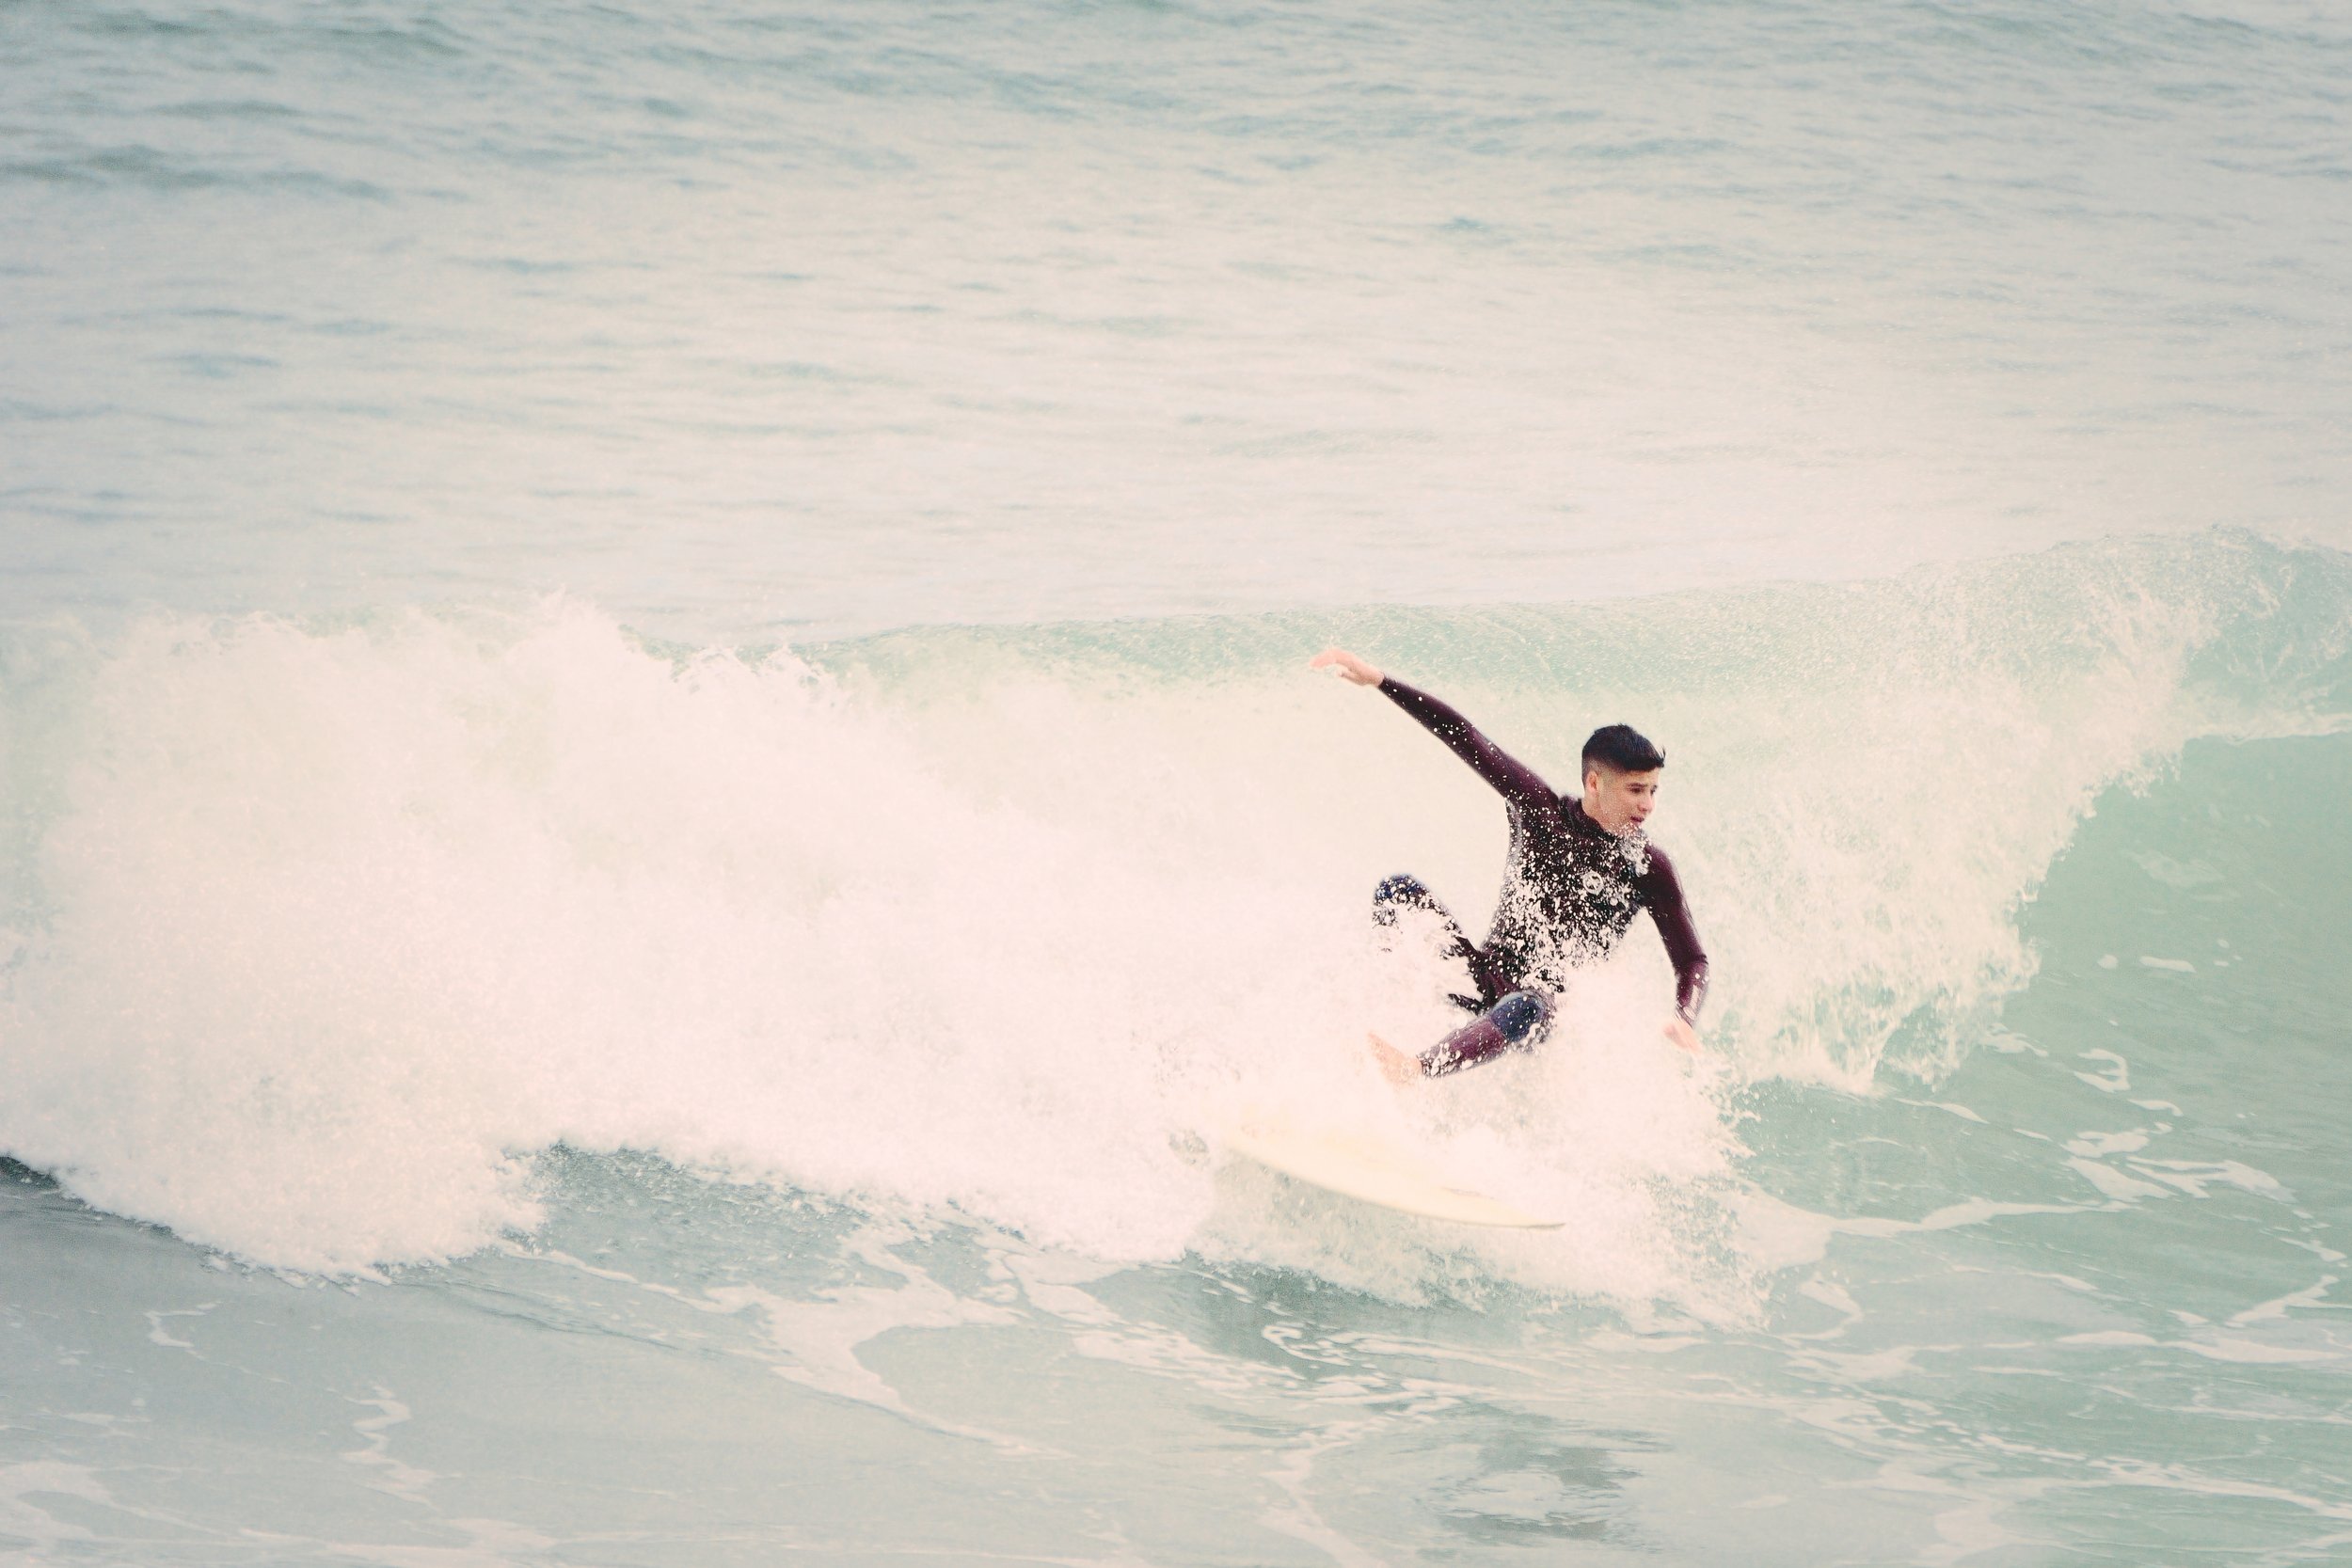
(1310, 647, 1708, 1085)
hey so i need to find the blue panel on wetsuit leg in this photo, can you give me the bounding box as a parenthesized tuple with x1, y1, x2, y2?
(1489, 990, 1552, 1046)
(1372, 874, 1435, 924)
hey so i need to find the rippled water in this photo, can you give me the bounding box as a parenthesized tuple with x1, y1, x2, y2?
(5, 2, 2350, 1564)
(10, 0, 2351, 637)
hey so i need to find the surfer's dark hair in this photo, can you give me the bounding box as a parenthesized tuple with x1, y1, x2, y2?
(1582, 724, 1665, 775)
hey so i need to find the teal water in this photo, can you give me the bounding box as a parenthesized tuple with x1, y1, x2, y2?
(6, 1, 2352, 1564)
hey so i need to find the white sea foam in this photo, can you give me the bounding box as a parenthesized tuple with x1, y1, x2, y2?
(3, 605, 1289, 1269)
(0, 538, 2344, 1278)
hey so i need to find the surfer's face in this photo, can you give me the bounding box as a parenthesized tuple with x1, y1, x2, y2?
(1581, 766, 1661, 836)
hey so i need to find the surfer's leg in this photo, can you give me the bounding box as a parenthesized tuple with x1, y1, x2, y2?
(1373, 873, 1452, 926)
(1372, 874, 1483, 1009)
(1419, 990, 1555, 1078)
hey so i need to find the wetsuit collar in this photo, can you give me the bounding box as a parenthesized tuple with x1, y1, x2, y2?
(1565, 793, 1647, 849)
(1564, 794, 1609, 837)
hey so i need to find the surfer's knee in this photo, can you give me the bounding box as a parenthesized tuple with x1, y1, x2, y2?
(1373, 873, 1434, 925)
(1489, 990, 1554, 1049)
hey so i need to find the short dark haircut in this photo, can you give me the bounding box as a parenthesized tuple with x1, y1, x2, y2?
(1582, 723, 1665, 776)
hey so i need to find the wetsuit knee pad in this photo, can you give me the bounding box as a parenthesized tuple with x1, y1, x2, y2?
(1373, 874, 1434, 923)
(1488, 990, 1554, 1047)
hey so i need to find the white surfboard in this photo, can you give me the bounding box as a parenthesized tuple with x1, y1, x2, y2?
(1220, 1106, 1564, 1229)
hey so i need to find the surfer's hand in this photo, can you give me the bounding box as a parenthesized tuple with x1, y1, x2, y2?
(1662, 1017, 1701, 1054)
(1311, 647, 1384, 687)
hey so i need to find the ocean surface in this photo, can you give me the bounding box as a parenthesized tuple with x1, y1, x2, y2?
(5, 1, 2350, 1563)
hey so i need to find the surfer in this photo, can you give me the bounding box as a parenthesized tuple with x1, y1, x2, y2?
(1310, 648, 1708, 1085)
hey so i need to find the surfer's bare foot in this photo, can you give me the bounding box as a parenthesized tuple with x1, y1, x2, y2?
(1662, 1017, 1701, 1054)
(1367, 1032, 1422, 1087)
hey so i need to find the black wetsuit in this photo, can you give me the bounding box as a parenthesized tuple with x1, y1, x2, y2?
(1374, 676, 1709, 1077)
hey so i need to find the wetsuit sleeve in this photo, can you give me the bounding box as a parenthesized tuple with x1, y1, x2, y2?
(1640, 844, 1710, 1025)
(1376, 676, 1554, 811)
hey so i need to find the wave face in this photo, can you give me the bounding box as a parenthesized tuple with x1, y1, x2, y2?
(2, 533, 2344, 1284)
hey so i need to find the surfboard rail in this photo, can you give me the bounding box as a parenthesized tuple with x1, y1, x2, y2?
(1220, 1107, 1564, 1229)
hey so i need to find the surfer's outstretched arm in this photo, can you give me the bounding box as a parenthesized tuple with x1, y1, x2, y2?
(1310, 648, 1554, 810)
